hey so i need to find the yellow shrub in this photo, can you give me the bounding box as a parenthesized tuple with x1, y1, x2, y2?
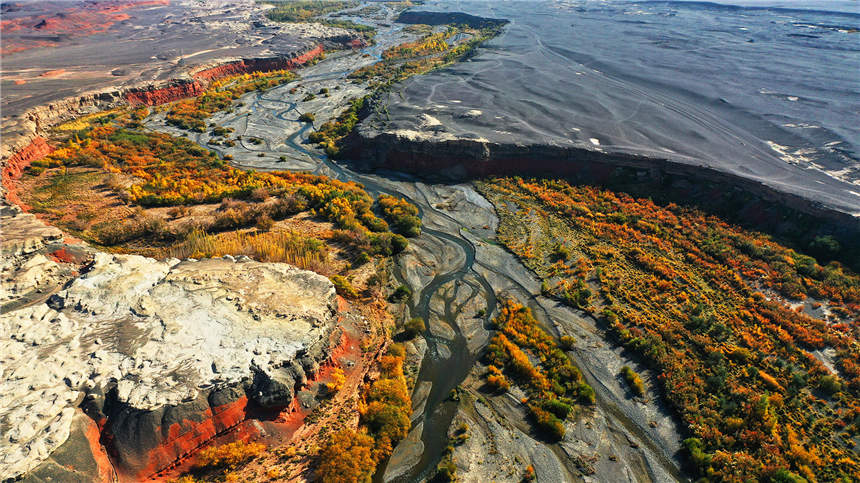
(327, 367, 346, 392)
(195, 441, 266, 470)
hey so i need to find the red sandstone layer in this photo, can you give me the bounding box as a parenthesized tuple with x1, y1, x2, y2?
(123, 44, 324, 107)
(125, 81, 207, 106)
(142, 327, 355, 481)
(2, 136, 53, 209)
(83, 413, 118, 483)
(192, 44, 326, 82)
(121, 396, 252, 481)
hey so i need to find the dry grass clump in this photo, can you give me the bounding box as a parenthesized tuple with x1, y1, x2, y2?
(93, 210, 166, 245)
(163, 228, 331, 273)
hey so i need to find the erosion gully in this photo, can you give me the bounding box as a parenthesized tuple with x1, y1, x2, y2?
(145, 3, 684, 481)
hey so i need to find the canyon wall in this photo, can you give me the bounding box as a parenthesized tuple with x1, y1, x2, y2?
(190, 45, 327, 82)
(1, 137, 53, 210)
(118, 45, 330, 108)
(350, 130, 860, 266)
(0, 44, 326, 192)
(123, 80, 208, 107)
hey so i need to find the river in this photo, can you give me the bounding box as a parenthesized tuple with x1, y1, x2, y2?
(145, 3, 689, 481)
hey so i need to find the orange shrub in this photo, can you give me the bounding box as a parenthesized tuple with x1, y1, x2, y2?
(478, 177, 860, 481)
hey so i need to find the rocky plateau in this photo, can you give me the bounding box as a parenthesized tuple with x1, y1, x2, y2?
(0, 205, 346, 480)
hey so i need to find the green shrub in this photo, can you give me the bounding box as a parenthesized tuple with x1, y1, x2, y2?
(529, 405, 565, 441)
(390, 234, 409, 254)
(434, 459, 457, 482)
(542, 398, 572, 419)
(620, 366, 646, 397)
(683, 437, 712, 470)
(404, 317, 426, 338)
(551, 243, 571, 261)
(451, 423, 469, 445)
(771, 469, 809, 483)
(560, 335, 575, 350)
(577, 382, 595, 405)
(391, 285, 411, 302)
(353, 251, 371, 268)
(331, 275, 358, 299)
(818, 375, 842, 395)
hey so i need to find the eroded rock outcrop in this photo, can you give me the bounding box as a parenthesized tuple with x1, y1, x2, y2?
(0, 252, 341, 480)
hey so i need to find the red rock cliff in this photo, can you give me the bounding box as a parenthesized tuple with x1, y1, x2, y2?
(193, 44, 325, 82)
(125, 81, 206, 106)
(122, 45, 325, 106)
(2, 136, 52, 208)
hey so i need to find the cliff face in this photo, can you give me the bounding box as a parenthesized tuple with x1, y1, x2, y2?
(124, 80, 207, 107)
(120, 44, 328, 107)
(1, 137, 53, 209)
(350, 130, 860, 261)
(0, 44, 326, 175)
(396, 10, 508, 28)
(191, 44, 326, 82)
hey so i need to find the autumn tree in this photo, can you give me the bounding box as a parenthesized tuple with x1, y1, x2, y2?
(317, 429, 375, 483)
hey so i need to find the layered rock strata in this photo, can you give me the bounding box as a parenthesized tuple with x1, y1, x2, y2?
(1, 138, 53, 210)
(122, 46, 329, 107)
(1, 44, 327, 175)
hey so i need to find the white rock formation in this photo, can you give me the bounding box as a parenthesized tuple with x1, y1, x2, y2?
(0, 252, 337, 479)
